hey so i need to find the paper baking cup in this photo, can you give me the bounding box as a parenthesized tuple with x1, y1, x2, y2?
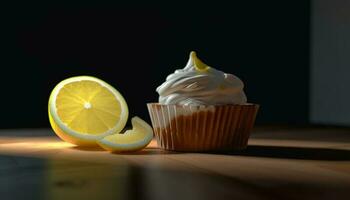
(147, 103, 259, 152)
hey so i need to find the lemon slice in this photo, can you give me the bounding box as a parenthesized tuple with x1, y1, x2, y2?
(48, 76, 128, 146)
(97, 116, 153, 152)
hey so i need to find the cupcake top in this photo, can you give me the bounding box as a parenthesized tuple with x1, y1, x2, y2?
(156, 51, 247, 106)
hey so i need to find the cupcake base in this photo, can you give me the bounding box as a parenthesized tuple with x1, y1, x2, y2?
(147, 103, 259, 152)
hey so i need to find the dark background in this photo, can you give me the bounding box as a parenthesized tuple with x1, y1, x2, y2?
(2, 2, 310, 128)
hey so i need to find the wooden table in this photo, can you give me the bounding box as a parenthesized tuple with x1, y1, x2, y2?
(0, 127, 349, 200)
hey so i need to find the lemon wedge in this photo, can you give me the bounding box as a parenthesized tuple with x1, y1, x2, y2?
(97, 116, 153, 152)
(191, 51, 210, 72)
(48, 76, 128, 146)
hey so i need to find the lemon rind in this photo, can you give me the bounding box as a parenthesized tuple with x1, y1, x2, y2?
(97, 117, 153, 152)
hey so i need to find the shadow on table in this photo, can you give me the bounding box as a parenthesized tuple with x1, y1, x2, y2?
(69, 145, 179, 155)
(111, 148, 179, 155)
(70, 146, 105, 151)
(69, 142, 350, 160)
(220, 145, 350, 161)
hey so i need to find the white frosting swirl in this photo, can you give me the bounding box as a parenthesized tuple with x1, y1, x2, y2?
(156, 51, 247, 105)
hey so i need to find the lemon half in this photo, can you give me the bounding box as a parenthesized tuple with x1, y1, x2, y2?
(48, 76, 128, 146)
(97, 116, 153, 152)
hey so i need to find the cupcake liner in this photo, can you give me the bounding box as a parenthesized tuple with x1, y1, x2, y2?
(147, 103, 259, 152)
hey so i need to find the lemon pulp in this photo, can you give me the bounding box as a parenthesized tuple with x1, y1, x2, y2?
(56, 80, 121, 134)
(49, 76, 128, 146)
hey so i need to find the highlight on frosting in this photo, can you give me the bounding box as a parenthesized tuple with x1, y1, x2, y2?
(156, 51, 247, 106)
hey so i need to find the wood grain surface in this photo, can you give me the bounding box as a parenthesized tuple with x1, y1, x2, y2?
(0, 127, 349, 200)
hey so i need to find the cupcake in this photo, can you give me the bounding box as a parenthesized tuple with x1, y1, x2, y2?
(147, 51, 259, 151)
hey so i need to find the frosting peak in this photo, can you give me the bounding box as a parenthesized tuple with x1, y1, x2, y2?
(186, 51, 210, 72)
(156, 51, 247, 106)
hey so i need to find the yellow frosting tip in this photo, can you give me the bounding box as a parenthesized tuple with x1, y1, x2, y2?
(190, 51, 209, 72)
(190, 51, 197, 58)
